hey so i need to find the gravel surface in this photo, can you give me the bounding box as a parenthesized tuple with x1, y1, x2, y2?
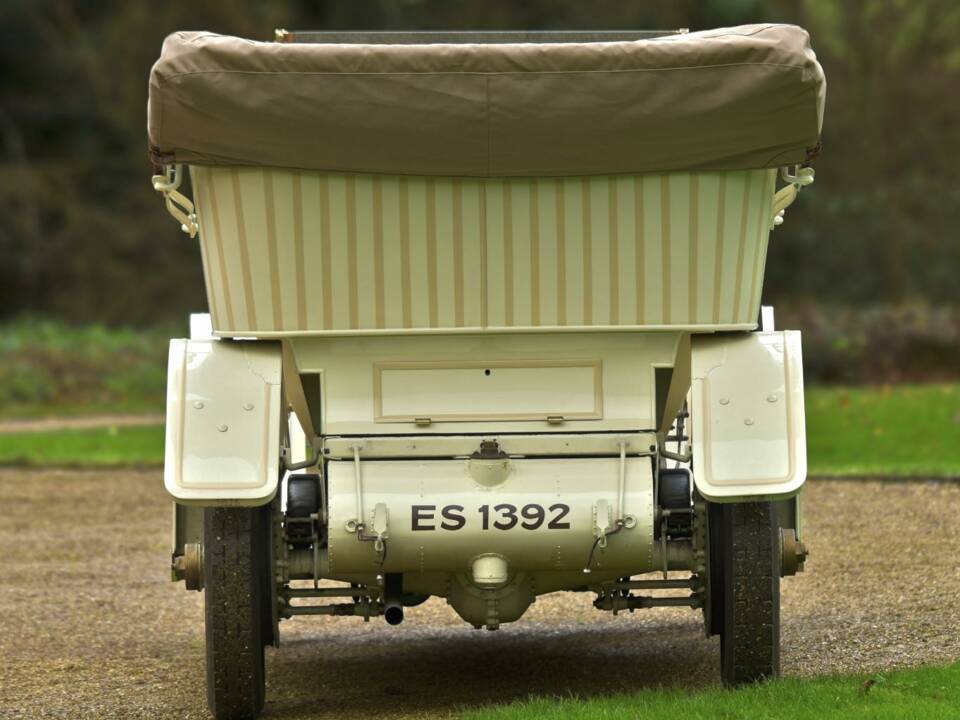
(1, 469, 958, 719)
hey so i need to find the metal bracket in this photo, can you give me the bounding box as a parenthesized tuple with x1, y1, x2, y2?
(282, 444, 321, 471)
(349, 445, 364, 531)
(372, 502, 389, 554)
(659, 444, 692, 464)
(593, 499, 612, 548)
(152, 163, 199, 238)
(771, 165, 815, 229)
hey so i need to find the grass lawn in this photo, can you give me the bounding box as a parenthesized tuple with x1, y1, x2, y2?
(462, 663, 960, 720)
(0, 425, 165, 466)
(806, 384, 960, 477)
(1, 384, 958, 473)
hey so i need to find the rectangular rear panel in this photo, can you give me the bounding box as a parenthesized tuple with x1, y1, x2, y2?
(289, 332, 682, 435)
(375, 359, 602, 423)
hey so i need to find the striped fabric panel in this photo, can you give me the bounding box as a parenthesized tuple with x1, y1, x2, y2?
(191, 167, 775, 334)
(484, 171, 775, 328)
(193, 168, 484, 332)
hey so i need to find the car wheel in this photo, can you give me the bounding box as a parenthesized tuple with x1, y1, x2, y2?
(716, 501, 780, 685)
(203, 506, 268, 720)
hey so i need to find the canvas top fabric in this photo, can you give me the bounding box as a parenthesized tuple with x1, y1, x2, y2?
(147, 23, 825, 177)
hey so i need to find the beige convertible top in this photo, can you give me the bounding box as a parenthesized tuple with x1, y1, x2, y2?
(147, 24, 825, 177)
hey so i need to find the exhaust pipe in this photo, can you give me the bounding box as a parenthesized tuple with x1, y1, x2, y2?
(383, 573, 404, 626)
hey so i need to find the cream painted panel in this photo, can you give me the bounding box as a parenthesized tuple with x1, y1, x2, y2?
(353, 177, 376, 330)
(326, 457, 655, 575)
(290, 332, 682, 435)
(191, 170, 225, 329)
(616, 176, 636, 324)
(270, 170, 300, 329)
(590, 177, 612, 324)
(326, 176, 351, 330)
(376, 360, 601, 422)
(690, 331, 806, 501)
(639, 174, 665, 324)
(380, 176, 404, 329)
(537, 179, 560, 327)
(693, 173, 719, 324)
(322, 432, 657, 459)
(164, 338, 282, 505)
(484, 181, 507, 328)
(667, 173, 690, 324)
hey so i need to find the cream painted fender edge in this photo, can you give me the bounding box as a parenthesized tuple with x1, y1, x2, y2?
(164, 338, 283, 506)
(690, 331, 806, 502)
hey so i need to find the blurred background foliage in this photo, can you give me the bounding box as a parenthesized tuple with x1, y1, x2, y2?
(1, 0, 958, 382)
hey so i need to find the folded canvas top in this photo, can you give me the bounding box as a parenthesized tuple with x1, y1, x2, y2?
(147, 24, 825, 177)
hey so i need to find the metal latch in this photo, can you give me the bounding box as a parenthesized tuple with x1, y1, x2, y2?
(593, 499, 612, 548)
(372, 502, 389, 555)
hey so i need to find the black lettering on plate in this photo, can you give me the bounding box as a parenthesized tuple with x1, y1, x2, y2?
(547, 503, 572, 529)
(520, 503, 546, 530)
(493, 503, 519, 530)
(440, 504, 466, 530)
(411, 505, 436, 531)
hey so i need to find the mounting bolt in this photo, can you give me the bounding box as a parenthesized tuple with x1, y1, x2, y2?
(719, 397, 730, 406)
(193, 401, 204, 410)
(744, 417, 755, 426)
(217, 424, 228, 432)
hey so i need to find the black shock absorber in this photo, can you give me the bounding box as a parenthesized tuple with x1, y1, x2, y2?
(659, 467, 693, 538)
(285, 474, 323, 547)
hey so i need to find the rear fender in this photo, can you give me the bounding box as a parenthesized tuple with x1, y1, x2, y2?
(164, 338, 283, 506)
(690, 331, 806, 502)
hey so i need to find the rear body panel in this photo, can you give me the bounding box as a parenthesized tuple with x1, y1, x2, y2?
(289, 331, 684, 435)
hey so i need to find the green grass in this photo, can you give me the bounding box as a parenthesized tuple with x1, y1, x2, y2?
(1, 384, 958, 473)
(806, 384, 960, 476)
(461, 663, 960, 720)
(0, 425, 165, 466)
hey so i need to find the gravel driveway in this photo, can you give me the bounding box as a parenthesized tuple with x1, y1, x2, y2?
(1, 469, 958, 719)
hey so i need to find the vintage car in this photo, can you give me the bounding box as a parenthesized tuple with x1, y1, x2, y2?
(148, 24, 824, 720)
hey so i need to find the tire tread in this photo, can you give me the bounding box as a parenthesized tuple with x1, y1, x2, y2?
(204, 507, 265, 720)
(721, 502, 780, 685)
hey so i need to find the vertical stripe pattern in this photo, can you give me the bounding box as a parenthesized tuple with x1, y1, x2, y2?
(193, 167, 775, 334)
(292, 172, 307, 330)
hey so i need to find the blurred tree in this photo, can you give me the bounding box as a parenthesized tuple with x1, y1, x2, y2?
(0, 0, 957, 325)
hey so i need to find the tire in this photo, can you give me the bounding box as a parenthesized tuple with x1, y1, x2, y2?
(717, 501, 780, 685)
(705, 501, 725, 637)
(203, 507, 268, 720)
